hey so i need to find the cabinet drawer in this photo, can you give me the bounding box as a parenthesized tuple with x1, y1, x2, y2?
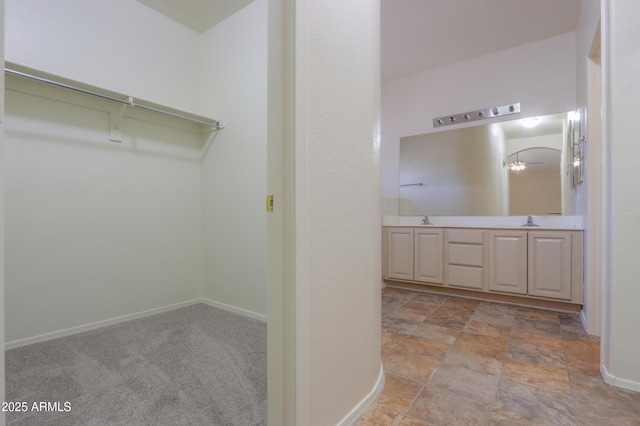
(447, 265, 484, 290)
(447, 229, 485, 244)
(448, 244, 484, 267)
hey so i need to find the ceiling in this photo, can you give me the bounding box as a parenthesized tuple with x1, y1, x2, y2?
(136, 0, 581, 80)
(381, 0, 581, 81)
(501, 112, 566, 140)
(136, 0, 254, 33)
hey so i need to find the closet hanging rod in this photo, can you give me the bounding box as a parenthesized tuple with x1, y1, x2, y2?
(5, 68, 222, 129)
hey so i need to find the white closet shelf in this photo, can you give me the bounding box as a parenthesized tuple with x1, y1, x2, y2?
(4, 64, 223, 132)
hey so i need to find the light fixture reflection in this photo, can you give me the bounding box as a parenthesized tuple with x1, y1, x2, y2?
(509, 153, 526, 171)
(509, 161, 526, 171)
(521, 117, 540, 128)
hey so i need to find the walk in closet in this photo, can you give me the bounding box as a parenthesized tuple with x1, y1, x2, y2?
(3, 0, 268, 355)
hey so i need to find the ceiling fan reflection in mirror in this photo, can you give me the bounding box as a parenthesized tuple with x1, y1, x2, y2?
(508, 153, 542, 171)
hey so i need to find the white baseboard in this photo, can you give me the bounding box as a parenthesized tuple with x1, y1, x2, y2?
(580, 310, 589, 333)
(5, 299, 202, 350)
(601, 363, 640, 393)
(338, 363, 385, 426)
(199, 298, 267, 322)
(6, 297, 267, 350)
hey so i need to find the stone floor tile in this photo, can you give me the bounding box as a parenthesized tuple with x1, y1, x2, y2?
(493, 379, 577, 425)
(512, 317, 562, 335)
(474, 302, 518, 316)
(501, 358, 570, 393)
(463, 320, 512, 339)
(443, 347, 504, 377)
(506, 340, 567, 370)
(382, 316, 420, 335)
(382, 287, 418, 300)
(422, 313, 469, 330)
(382, 351, 439, 383)
(509, 327, 564, 350)
(470, 312, 516, 328)
(360, 290, 640, 425)
(356, 403, 402, 426)
(515, 307, 559, 324)
(392, 335, 451, 360)
(424, 362, 500, 405)
(452, 332, 509, 360)
(376, 372, 423, 413)
(382, 328, 407, 356)
(411, 323, 460, 345)
(440, 297, 480, 312)
(489, 408, 547, 425)
(408, 387, 491, 426)
(564, 337, 601, 375)
(411, 293, 448, 305)
(382, 296, 407, 316)
(388, 301, 439, 322)
(397, 416, 430, 426)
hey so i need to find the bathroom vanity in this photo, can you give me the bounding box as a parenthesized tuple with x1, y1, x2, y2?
(382, 220, 583, 308)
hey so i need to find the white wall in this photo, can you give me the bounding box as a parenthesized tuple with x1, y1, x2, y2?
(601, 0, 640, 391)
(509, 171, 562, 215)
(3, 80, 204, 343)
(199, 0, 268, 317)
(575, 0, 603, 338)
(399, 124, 505, 215)
(382, 32, 577, 200)
(1, 0, 7, 422)
(300, 0, 382, 424)
(5, 0, 203, 116)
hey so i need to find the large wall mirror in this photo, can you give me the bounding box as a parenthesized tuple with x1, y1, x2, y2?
(399, 111, 576, 216)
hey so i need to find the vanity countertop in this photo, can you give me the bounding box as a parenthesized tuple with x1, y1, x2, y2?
(382, 215, 584, 231)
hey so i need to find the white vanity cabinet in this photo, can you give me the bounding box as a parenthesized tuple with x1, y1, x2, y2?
(445, 229, 487, 290)
(488, 231, 528, 295)
(383, 226, 584, 305)
(385, 227, 415, 280)
(415, 228, 444, 284)
(527, 231, 574, 300)
(383, 227, 444, 283)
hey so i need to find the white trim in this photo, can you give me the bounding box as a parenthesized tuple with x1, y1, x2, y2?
(6, 298, 267, 349)
(200, 298, 267, 322)
(5, 299, 201, 350)
(337, 363, 385, 426)
(601, 363, 640, 393)
(294, 0, 309, 423)
(580, 309, 588, 333)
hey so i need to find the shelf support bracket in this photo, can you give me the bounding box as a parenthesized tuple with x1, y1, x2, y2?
(200, 124, 223, 158)
(110, 99, 130, 143)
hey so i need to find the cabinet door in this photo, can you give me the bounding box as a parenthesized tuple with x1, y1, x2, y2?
(528, 232, 572, 300)
(488, 231, 527, 294)
(386, 228, 414, 280)
(414, 229, 443, 284)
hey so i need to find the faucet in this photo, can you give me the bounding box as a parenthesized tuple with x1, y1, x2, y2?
(422, 215, 433, 225)
(523, 215, 539, 227)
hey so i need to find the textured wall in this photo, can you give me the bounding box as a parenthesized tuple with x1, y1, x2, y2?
(603, 0, 640, 390)
(199, 0, 268, 317)
(4, 83, 204, 343)
(1, 0, 7, 422)
(5, 0, 202, 116)
(303, 0, 382, 423)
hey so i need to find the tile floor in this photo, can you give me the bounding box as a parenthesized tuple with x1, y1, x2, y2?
(357, 287, 640, 425)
